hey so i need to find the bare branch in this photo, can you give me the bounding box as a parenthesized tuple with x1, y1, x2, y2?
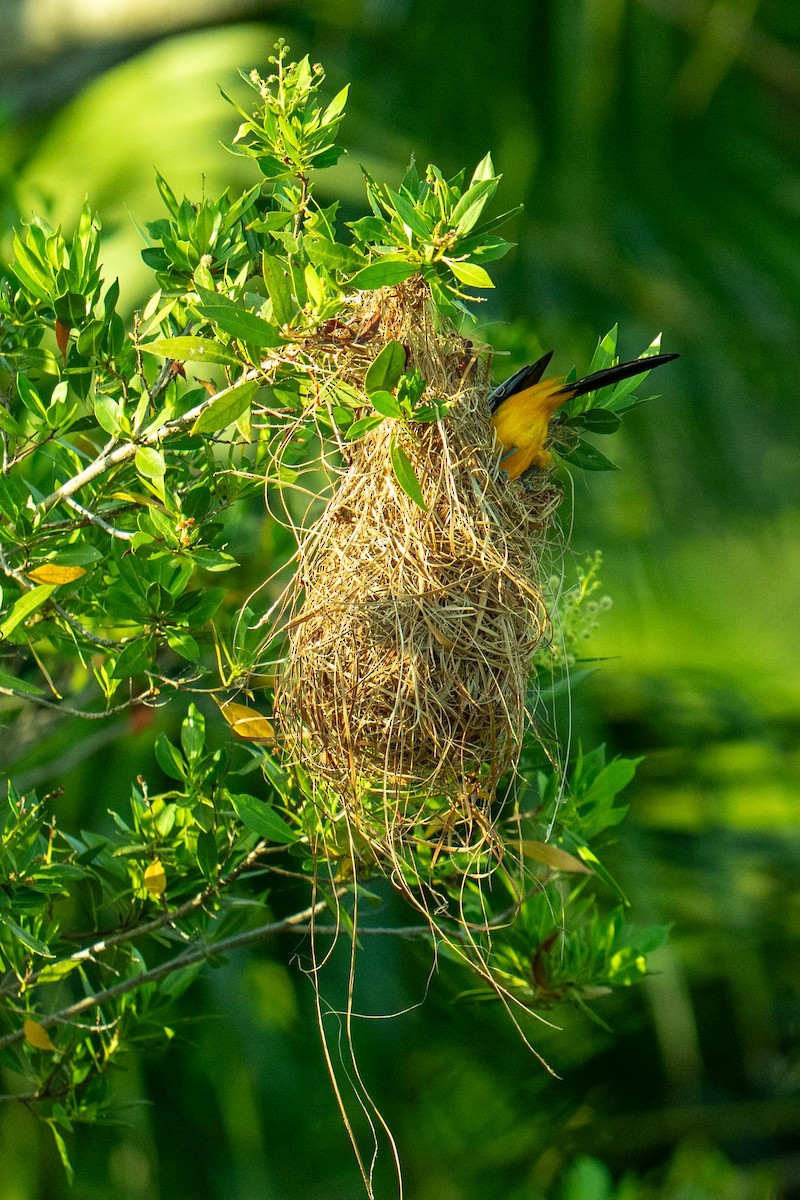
(0, 894, 338, 1057)
(39, 366, 265, 514)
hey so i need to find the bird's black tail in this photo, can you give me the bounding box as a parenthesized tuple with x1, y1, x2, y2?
(563, 352, 679, 399)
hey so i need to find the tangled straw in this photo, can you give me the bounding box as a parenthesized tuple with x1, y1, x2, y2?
(274, 281, 562, 829)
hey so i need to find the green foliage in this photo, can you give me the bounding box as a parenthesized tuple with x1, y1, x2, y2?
(0, 42, 668, 1182)
(551, 326, 671, 472)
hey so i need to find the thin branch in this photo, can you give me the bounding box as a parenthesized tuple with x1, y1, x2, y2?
(39, 364, 266, 514)
(0, 841, 274, 1001)
(0, 895, 340, 1055)
(63, 496, 134, 541)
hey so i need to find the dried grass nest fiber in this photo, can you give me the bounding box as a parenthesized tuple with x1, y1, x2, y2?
(275, 281, 562, 808)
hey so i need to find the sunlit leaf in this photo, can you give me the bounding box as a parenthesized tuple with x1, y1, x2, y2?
(351, 261, 418, 290)
(445, 259, 495, 288)
(191, 377, 260, 434)
(140, 336, 240, 366)
(216, 699, 276, 743)
(24, 1019, 56, 1052)
(26, 564, 86, 585)
(0, 585, 56, 639)
(144, 860, 167, 898)
(523, 841, 593, 874)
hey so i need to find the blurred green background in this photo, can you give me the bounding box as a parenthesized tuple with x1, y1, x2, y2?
(1, 1, 799, 1197)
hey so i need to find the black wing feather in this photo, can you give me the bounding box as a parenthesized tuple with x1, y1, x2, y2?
(489, 351, 554, 412)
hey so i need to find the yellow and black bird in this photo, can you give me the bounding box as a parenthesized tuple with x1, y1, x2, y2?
(490, 350, 679, 479)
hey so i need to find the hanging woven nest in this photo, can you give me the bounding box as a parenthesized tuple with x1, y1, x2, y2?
(274, 279, 561, 814)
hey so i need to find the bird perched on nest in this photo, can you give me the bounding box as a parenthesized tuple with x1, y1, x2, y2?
(490, 350, 679, 479)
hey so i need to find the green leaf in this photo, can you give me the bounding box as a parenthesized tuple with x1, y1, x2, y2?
(587, 326, 618, 374)
(469, 151, 496, 185)
(191, 377, 260, 435)
(0, 669, 45, 696)
(111, 638, 153, 679)
(446, 259, 495, 288)
(135, 446, 166, 482)
(350, 261, 418, 290)
(304, 236, 366, 275)
(10, 235, 52, 303)
(166, 629, 200, 660)
(450, 177, 499, 236)
(140, 337, 240, 366)
(386, 188, 431, 239)
(54, 291, 86, 327)
(344, 414, 385, 441)
(389, 436, 426, 511)
(347, 215, 388, 243)
(574, 410, 623, 434)
(561, 440, 620, 472)
(47, 1122, 74, 1187)
(261, 254, 294, 327)
(0, 913, 54, 957)
(228, 793, 296, 844)
(155, 733, 186, 782)
(0, 585, 56, 640)
(365, 340, 406, 395)
(194, 287, 282, 348)
(36, 959, 82, 985)
(321, 82, 350, 125)
(370, 390, 402, 418)
(180, 705, 205, 760)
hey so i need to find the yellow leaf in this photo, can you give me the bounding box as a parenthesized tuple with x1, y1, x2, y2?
(109, 490, 164, 508)
(24, 1018, 56, 1051)
(144, 859, 167, 898)
(216, 700, 275, 743)
(27, 564, 86, 585)
(522, 840, 593, 874)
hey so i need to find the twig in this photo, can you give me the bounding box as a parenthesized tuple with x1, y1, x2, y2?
(0, 894, 342, 1055)
(0, 841, 274, 1001)
(63, 496, 134, 541)
(39, 366, 264, 515)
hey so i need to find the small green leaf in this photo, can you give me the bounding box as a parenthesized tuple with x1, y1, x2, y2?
(135, 446, 166, 482)
(111, 637, 153, 679)
(228, 793, 296, 844)
(574, 410, 622, 434)
(350, 260, 418, 290)
(469, 151, 495, 185)
(0, 585, 56, 640)
(389, 436, 427, 511)
(344, 414, 385, 441)
(365, 340, 406, 395)
(194, 287, 282, 348)
(304, 236, 366, 275)
(0, 669, 45, 696)
(0, 914, 54, 957)
(370, 390, 402, 418)
(36, 960, 82, 985)
(450, 177, 498, 236)
(261, 254, 294, 327)
(191, 377, 260, 435)
(180, 705, 205, 760)
(47, 1122, 74, 1187)
(386, 188, 431, 239)
(141, 336, 240, 366)
(562, 440, 620, 472)
(155, 733, 186, 781)
(166, 629, 200, 660)
(446, 259, 495, 288)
